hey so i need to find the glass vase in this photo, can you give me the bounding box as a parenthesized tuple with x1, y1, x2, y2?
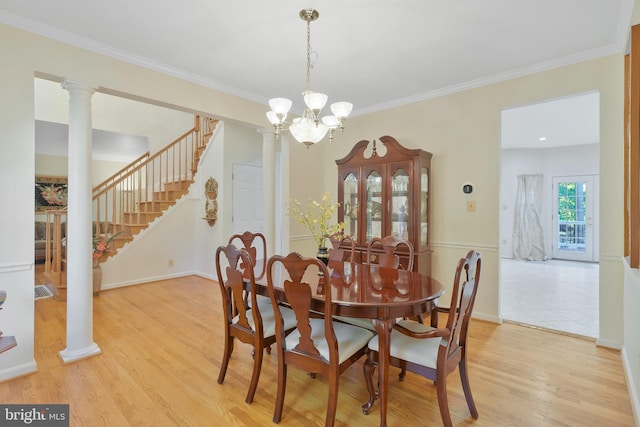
(316, 246, 329, 265)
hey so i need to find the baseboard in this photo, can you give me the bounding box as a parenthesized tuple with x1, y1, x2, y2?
(597, 337, 623, 350)
(0, 360, 37, 382)
(471, 311, 501, 324)
(622, 346, 640, 426)
(101, 271, 199, 291)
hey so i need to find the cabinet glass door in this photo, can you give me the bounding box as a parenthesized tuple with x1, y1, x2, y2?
(342, 173, 358, 238)
(420, 167, 429, 246)
(366, 172, 383, 241)
(391, 169, 409, 239)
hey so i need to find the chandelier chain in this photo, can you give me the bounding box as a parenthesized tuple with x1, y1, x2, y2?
(306, 17, 312, 93)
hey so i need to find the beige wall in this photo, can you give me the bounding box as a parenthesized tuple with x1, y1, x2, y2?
(286, 136, 330, 256)
(316, 55, 624, 343)
(0, 18, 627, 385)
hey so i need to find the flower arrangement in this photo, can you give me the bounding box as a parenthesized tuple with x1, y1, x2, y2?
(93, 232, 122, 259)
(287, 192, 345, 248)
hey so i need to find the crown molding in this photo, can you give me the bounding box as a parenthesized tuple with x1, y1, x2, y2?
(0, 10, 267, 104)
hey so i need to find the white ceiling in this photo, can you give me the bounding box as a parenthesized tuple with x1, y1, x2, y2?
(501, 91, 600, 149)
(35, 120, 149, 162)
(1, 1, 632, 148)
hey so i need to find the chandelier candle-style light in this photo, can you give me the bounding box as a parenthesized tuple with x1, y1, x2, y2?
(266, 8, 353, 147)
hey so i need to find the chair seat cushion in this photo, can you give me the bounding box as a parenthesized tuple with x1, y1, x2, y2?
(332, 315, 376, 331)
(254, 294, 274, 311)
(286, 318, 374, 364)
(234, 304, 297, 339)
(368, 319, 440, 369)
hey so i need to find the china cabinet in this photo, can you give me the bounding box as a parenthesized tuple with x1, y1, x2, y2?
(336, 136, 432, 274)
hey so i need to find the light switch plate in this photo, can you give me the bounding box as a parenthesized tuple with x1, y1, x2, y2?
(467, 200, 476, 212)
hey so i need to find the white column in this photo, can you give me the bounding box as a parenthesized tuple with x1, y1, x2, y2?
(262, 131, 276, 256)
(58, 79, 101, 364)
(279, 134, 291, 254)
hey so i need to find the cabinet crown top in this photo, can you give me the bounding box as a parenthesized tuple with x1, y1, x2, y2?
(335, 135, 432, 166)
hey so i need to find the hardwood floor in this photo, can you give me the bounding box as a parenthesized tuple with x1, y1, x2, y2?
(6, 274, 634, 426)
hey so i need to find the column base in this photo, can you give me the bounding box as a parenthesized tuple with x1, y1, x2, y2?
(58, 342, 102, 364)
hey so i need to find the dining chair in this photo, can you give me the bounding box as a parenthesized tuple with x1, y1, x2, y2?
(328, 233, 377, 332)
(366, 235, 427, 323)
(366, 235, 414, 271)
(228, 230, 274, 314)
(328, 232, 356, 262)
(228, 230, 267, 279)
(266, 252, 375, 427)
(362, 250, 481, 427)
(214, 244, 296, 404)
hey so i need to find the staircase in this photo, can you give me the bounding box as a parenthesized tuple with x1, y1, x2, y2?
(43, 115, 219, 300)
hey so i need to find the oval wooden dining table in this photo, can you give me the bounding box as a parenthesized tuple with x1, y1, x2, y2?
(252, 258, 445, 427)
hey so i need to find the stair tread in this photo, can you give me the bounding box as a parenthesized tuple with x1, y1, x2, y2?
(123, 211, 163, 215)
(43, 116, 219, 301)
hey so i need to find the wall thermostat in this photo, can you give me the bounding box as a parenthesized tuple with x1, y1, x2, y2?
(462, 184, 473, 194)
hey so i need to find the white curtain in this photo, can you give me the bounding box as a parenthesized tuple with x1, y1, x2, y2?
(512, 174, 546, 261)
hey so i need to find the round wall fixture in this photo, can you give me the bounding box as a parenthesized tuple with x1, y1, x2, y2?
(462, 184, 473, 194)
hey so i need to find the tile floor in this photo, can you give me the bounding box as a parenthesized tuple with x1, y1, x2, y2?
(500, 258, 599, 338)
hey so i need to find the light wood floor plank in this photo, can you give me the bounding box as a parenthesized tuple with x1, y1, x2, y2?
(0, 274, 634, 426)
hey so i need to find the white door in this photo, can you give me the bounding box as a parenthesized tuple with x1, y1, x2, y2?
(232, 164, 264, 234)
(551, 175, 598, 261)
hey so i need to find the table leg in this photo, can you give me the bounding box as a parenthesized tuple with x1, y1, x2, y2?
(375, 318, 394, 427)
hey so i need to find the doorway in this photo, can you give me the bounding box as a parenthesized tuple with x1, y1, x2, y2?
(499, 92, 600, 338)
(231, 164, 264, 234)
(552, 175, 599, 262)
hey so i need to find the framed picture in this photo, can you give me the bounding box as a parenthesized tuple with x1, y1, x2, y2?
(35, 175, 68, 213)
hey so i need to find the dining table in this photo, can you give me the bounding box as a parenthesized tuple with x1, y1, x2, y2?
(252, 258, 445, 427)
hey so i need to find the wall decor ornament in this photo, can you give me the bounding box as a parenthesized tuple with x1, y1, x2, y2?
(35, 175, 68, 213)
(203, 177, 218, 227)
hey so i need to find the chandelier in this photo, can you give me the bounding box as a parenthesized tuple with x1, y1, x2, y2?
(266, 8, 353, 147)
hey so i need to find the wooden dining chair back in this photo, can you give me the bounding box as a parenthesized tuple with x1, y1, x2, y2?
(214, 243, 296, 404)
(327, 234, 374, 330)
(367, 235, 414, 271)
(363, 250, 482, 427)
(328, 232, 356, 263)
(266, 252, 375, 427)
(228, 231, 267, 279)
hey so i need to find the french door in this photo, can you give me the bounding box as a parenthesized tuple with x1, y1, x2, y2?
(551, 175, 598, 262)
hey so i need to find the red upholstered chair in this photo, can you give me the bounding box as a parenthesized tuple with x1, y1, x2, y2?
(267, 252, 375, 427)
(362, 250, 482, 427)
(366, 235, 414, 271)
(214, 244, 296, 403)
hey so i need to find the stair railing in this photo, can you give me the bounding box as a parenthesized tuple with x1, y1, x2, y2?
(44, 209, 67, 279)
(44, 115, 218, 278)
(92, 151, 150, 198)
(92, 115, 217, 241)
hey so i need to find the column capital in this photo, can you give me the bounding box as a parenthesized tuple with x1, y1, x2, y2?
(61, 79, 98, 95)
(258, 127, 276, 137)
